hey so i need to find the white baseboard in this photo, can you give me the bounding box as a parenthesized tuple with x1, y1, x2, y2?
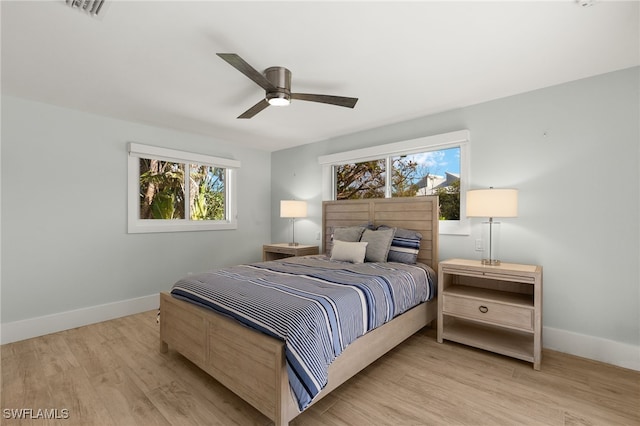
(0, 294, 159, 345)
(544, 326, 640, 371)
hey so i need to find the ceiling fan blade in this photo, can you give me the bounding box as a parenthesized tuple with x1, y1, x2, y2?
(217, 53, 276, 92)
(291, 93, 358, 109)
(238, 99, 270, 119)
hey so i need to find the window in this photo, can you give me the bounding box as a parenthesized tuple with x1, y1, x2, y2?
(391, 148, 461, 220)
(128, 143, 240, 233)
(319, 130, 470, 235)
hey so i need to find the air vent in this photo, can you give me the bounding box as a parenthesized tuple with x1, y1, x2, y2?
(65, 0, 106, 17)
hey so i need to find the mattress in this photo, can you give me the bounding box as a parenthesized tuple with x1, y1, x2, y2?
(170, 255, 436, 410)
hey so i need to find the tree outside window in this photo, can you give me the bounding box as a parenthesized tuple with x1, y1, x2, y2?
(139, 159, 185, 219)
(189, 164, 225, 221)
(334, 147, 461, 220)
(335, 159, 386, 200)
(139, 159, 226, 221)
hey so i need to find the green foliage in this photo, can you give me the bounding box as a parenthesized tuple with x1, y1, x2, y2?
(189, 165, 225, 221)
(191, 184, 209, 220)
(139, 159, 185, 219)
(150, 191, 178, 219)
(435, 180, 460, 220)
(139, 160, 226, 221)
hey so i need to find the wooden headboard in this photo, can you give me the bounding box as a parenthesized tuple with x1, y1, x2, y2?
(322, 196, 439, 271)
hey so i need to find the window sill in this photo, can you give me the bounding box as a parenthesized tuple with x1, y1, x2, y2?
(127, 219, 238, 234)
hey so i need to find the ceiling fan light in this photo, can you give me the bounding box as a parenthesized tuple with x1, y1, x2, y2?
(267, 94, 290, 106)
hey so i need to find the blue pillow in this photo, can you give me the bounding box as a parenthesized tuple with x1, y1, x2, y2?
(377, 225, 422, 264)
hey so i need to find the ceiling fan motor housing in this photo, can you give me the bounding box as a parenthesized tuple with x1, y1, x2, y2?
(265, 66, 291, 104)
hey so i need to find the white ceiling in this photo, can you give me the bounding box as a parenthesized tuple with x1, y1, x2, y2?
(2, 1, 638, 152)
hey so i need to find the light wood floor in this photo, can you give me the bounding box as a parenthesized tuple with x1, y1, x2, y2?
(2, 310, 639, 425)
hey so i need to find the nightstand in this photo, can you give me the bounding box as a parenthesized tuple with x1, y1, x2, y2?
(437, 258, 543, 370)
(262, 243, 319, 261)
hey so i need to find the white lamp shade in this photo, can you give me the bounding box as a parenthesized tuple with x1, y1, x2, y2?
(466, 188, 518, 218)
(280, 200, 307, 218)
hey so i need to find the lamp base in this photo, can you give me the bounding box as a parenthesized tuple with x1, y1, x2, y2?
(288, 242, 299, 246)
(481, 259, 501, 266)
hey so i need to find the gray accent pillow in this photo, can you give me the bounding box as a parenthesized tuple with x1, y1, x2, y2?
(360, 227, 396, 262)
(328, 226, 366, 257)
(332, 226, 366, 242)
(330, 240, 368, 263)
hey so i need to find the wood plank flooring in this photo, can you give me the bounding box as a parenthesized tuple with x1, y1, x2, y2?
(2, 310, 638, 425)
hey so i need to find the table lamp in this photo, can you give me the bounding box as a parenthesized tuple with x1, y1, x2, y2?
(466, 188, 518, 265)
(280, 200, 307, 246)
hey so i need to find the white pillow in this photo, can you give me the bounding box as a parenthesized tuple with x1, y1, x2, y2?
(330, 240, 368, 264)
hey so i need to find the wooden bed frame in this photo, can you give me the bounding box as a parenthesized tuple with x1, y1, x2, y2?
(160, 196, 439, 426)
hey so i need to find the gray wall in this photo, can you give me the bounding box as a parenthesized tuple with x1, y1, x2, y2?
(272, 67, 640, 347)
(1, 96, 271, 323)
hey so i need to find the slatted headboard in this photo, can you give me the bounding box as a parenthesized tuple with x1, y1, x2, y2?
(322, 196, 439, 271)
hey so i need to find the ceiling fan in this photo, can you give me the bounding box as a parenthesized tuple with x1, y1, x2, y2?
(217, 53, 359, 119)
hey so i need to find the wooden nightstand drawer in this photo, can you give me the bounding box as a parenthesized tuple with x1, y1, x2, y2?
(443, 293, 534, 331)
(270, 246, 290, 254)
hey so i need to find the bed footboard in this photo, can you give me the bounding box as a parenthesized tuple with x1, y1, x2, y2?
(160, 292, 290, 425)
(160, 291, 437, 425)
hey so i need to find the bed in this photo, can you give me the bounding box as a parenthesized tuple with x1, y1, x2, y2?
(159, 196, 439, 426)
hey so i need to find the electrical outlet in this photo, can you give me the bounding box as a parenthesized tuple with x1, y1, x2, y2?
(475, 239, 484, 252)
(316, 232, 321, 240)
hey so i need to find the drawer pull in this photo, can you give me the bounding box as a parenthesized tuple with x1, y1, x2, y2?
(478, 305, 489, 314)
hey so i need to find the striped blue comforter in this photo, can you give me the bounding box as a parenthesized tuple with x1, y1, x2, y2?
(170, 255, 436, 411)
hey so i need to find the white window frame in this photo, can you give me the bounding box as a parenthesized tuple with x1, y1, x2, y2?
(127, 142, 240, 233)
(318, 130, 470, 235)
